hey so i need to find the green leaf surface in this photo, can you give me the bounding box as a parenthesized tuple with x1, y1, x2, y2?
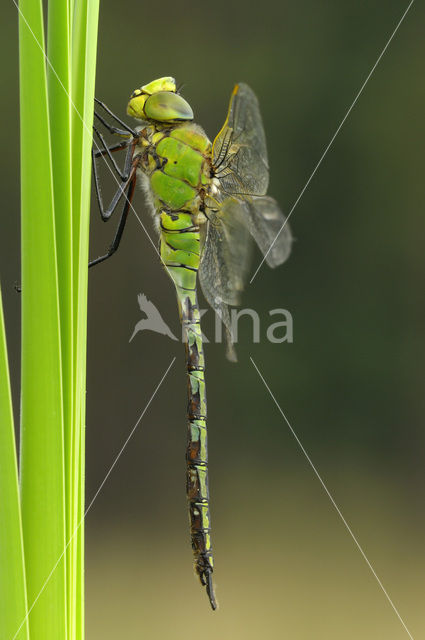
(0, 287, 29, 640)
(70, 2, 99, 638)
(17, 1, 99, 637)
(19, 0, 67, 637)
(47, 0, 74, 635)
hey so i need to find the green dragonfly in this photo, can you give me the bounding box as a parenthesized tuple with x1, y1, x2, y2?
(90, 77, 292, 609)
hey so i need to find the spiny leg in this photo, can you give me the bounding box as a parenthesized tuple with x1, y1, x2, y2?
(16, 134, 131, 291)
(92, 140, 137, 221)
(94, 97, 138, 137)
(89, 165, 137, 268)
(94, 110, 132, 137)
(93, 139, 130, 159)
(93, 125, 131, 180)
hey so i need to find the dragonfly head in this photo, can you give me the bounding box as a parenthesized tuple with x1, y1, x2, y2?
(127, 76, 194, 123)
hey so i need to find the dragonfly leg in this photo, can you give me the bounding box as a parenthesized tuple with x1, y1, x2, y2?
(93, 125, 131, 181)
(94, 110, 132, 137)
(94, 97, 138, 137)
(92, 141, 137, 221)
(89, 166, 137, 268)
(93, 139, 130, 159)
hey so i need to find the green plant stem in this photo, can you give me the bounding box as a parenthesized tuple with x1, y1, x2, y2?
(70, 1, 100, 637)
(18, 0, 99, 637)
(19, 0, 67, 632)
(46, 0, 74, 634)
(0, 286, 29, 640)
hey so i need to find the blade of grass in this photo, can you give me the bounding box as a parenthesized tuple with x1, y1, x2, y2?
(46, 0, 74, 635)
(19, 0, 67, 637)
(70, 2, 99, 637)
(18, 0, 99, 636)
(0, 286, 29, 640)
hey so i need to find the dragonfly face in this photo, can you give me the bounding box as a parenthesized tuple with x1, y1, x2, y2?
(127, 75, 193, 123)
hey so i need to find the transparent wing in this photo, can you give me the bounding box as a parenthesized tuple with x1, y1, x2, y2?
(212, 83, 291, 262)
(204, 84, 292, 360)
(199, 198, 252, 361)
(199, 199, 252, 362)
(241, 195, 292, 267)
(200, 199, 252, 307)
(212, 83, 269, 196)
(199, 197, 292, 360)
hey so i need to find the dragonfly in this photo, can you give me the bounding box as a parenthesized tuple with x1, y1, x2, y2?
(90, 77, 292, 610)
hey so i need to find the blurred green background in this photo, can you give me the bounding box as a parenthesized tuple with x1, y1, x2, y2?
(2, 0, 425, 637)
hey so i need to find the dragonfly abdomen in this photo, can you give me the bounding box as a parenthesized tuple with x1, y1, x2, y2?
(159, 210, 217, 610)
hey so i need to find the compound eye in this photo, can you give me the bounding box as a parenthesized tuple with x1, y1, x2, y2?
(144, 91, 193, 122)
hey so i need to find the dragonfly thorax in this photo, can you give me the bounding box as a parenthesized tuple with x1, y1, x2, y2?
(134, 122, 213, 219)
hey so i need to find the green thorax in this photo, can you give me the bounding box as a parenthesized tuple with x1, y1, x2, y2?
(139, 122, 212, 214)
